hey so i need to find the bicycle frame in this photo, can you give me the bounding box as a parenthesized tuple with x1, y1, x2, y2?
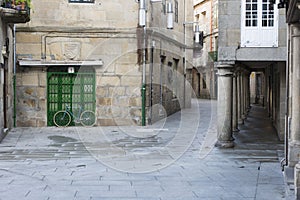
(65, 104, 83, 122)
(53, 104, 96, 127)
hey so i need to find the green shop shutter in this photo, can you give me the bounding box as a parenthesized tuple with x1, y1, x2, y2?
(47, 69, 96, 126)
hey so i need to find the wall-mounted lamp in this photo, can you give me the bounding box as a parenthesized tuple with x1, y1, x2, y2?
(139, 0, 146, 26)
(183, 22, 204, 48)
(194, 24, 203, 46)
(194, 25, 200, 43)
(166, 1, 173, 29)
(137, 0, 173, 29)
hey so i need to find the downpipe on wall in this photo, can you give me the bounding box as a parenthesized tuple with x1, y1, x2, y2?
(13, 25, 16, 127)
(149, 41, 154, 125)
(139, 0, 147, 126)
(141, 26, 147, 126)
(282, 24, 290, 170)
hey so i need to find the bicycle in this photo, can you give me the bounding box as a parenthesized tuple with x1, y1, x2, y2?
(53, 104, 96, 127)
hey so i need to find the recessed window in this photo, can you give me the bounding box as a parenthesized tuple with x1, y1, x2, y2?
(172, 59, 179, 98)
(174, 0, 179, 23)
(202, 73, 207, 89)
(69, 0, 94, 3)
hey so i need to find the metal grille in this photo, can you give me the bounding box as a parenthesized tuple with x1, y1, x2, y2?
(47, 72, 96, 126)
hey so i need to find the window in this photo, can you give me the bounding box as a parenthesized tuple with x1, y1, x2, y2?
(195, 14, 200, 22)
(245, 0, 258, 27)
(69, 0, 94, 3)
(174, 0, 178, 23)
(214, 36, 218, 51)
(213, 2, 218, 29)
(162, 0, 166, 14)
(262, 0, 274, 27)
(202, 73, 207, 89)
(241, 0, 278, 47)
(172, 59, 179, 98)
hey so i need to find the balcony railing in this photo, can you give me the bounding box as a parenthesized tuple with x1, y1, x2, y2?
(0, 1, 30, 23)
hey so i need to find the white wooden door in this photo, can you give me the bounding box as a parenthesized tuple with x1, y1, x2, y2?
(241, 0, 278, 47)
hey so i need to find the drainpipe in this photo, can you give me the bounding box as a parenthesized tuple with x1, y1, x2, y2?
(13, 25, 16, 127)
(141, 27, 146, 126)
(149, 41, 155, 125)
(210, 0, 214, 98)
(139, 0, 146, 126)
(183, 0, 186, 108)
(210, 0, 213, 52)
(283, 24, 290, 169)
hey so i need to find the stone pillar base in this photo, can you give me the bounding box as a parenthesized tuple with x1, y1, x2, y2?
(238, 119, 244, 125)
(288, 141, 300, 167)
(215, 140, 234, 148)
(295, 163, 300, 199)
(233, 128, 239, 132)
(284, 166, 295, 185)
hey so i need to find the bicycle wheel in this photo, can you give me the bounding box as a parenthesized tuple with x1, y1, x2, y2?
(80, 110, 96, 127)
(53, 111, 71, 127)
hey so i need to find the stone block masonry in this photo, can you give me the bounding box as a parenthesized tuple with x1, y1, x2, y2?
(14, 0, 193, 127)
(16, 68, 47, 127)
(95, 63, 143, 126)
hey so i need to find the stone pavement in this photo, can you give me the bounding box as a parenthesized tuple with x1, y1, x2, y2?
(0, 99, 293, 200)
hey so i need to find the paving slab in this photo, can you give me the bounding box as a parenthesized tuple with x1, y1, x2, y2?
(0, 100, 294, 199)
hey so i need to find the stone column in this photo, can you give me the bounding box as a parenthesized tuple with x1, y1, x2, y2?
(241, 72, 247, 120)
(246, 72, 251, 111)
(289, 24, 300, 167)
(243, 70, 250, 118)
(216, 64, 234, 148)
(232, 71, 239, 132)
(238, 71, 244, 124)
(287, 25, 300, 200)
(295, 163, 300, 199)
(244, 72, 248, 117)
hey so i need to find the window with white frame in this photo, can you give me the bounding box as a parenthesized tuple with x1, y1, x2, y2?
(241, 0, 278, 47)
(262, 0, 274, 27)
(245, 0, 258, 27)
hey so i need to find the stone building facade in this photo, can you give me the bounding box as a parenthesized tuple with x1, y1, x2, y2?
(15, 0, 193, 127)
(0, 0, 30, 140)
(215, 0, 287, 148)
(191, 0, 218, 99)
(283, 0, 300, 198)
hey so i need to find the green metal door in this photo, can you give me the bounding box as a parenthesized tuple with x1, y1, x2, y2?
(47, 70, 96, 126)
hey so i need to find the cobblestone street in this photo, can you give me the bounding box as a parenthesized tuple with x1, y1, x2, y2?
(0, 100, 292, 200)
